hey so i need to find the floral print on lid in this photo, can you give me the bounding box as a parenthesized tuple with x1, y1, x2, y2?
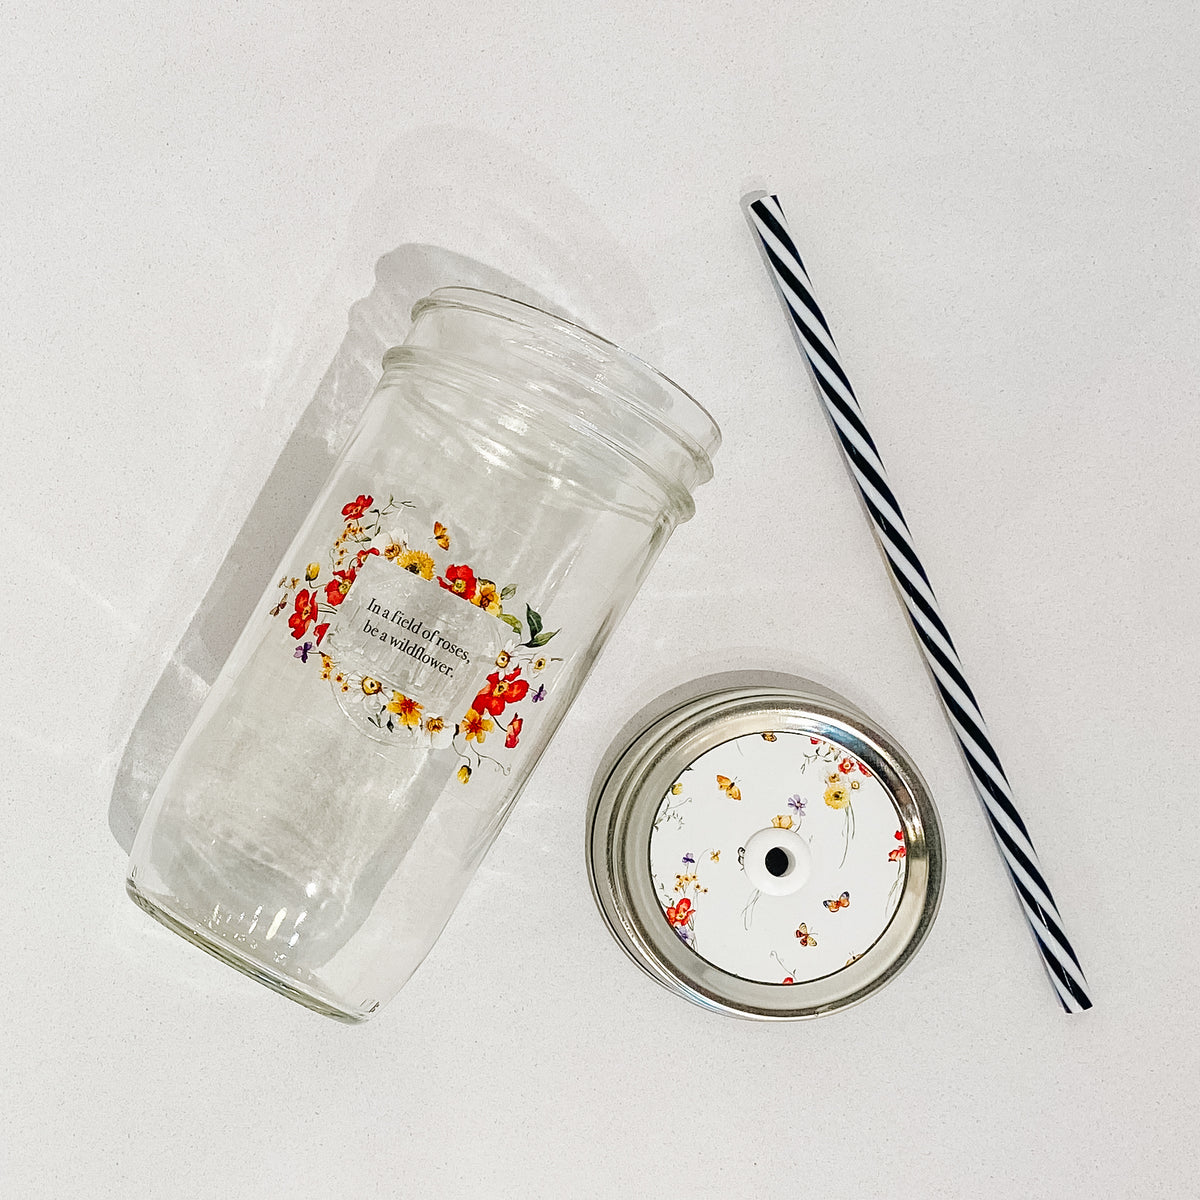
(649, 730, 908, 985)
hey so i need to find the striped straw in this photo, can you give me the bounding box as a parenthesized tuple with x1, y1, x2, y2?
(745, 191, 1092, 1013)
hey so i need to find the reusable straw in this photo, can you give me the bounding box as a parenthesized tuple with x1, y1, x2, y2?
(745, 191, 1092, 1013)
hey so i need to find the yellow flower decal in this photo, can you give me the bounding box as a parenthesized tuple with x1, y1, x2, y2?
(473, 579, 502, 614)
(457, 763, 471, 784)
(495, 650, 511, 668)
(382, 539, 405, 562)
(771, 814, 794, 829)
(709, 850, 720, 862)
(424, 715, 446, 736)
(305, 562, 320, 581)
(671, 782, 683, 796)
(386, 692, 423, 726)
(462, 708, 493, 743)
(532, 656, 548, 672)
(398, 549, 435, 579)
(824, 782, 850, 810)
(361, 676, 383, 696)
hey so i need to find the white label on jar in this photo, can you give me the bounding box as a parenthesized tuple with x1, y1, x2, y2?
(328, 554, 503, 723)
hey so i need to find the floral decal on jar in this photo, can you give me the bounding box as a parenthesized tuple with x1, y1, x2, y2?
(267, 493, 562, 781)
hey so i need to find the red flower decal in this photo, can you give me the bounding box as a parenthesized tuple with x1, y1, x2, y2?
(504, 714, 523, 749)
(859, 762, 872, 777)
(665, 897, 694, 928)
(341, 495, 373, 520)
(324, 568, 356, 606)
(288, 589, 320, 639)
(314, 622, 330, 644)
(473, 666, 530, 716)
(889, 846, 906, 862)
(839, 758, 855, 774)
(353, 546, 380, 569)
(438, 563, 477, 601)
(782, 976, 795, 985)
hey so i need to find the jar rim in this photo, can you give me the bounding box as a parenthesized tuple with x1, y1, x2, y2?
(404, 286, 722, 469)
(381, 347, 701, 522)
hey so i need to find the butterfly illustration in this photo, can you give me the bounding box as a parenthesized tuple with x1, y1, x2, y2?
(433, 522, 450, 550)
(269, 596, 287, 616)
(824, 891, 851, 912)
(761, 731, 777, 742)
(794, 923, 817, 947)
(716, 774, 741, 801)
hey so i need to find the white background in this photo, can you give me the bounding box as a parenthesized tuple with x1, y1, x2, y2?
(3, 3, 1197, 1196)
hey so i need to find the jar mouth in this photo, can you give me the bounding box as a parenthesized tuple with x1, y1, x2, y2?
(396, 287, 721, 491)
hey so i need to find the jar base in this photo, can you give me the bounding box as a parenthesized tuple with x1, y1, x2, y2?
(125, 877, 374, 1024)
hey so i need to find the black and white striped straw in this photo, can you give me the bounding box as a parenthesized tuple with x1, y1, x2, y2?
(745, 191, 1092, 1013)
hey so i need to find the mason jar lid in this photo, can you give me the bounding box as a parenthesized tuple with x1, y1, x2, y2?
(586, 677, 944, 1019)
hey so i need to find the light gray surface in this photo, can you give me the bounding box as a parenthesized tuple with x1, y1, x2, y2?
(2, 3, 1197, 1196)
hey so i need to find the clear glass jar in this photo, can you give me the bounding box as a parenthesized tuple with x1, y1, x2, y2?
(127, 287, 720, 1021)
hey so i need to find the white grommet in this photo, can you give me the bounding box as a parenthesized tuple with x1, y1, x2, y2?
(741, 826, 813, 896)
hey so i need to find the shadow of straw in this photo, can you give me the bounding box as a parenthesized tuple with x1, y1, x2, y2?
(108, 246, 556, 852)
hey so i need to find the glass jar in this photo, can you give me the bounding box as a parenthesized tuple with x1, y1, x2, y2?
(127, 287, 720, 1021)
